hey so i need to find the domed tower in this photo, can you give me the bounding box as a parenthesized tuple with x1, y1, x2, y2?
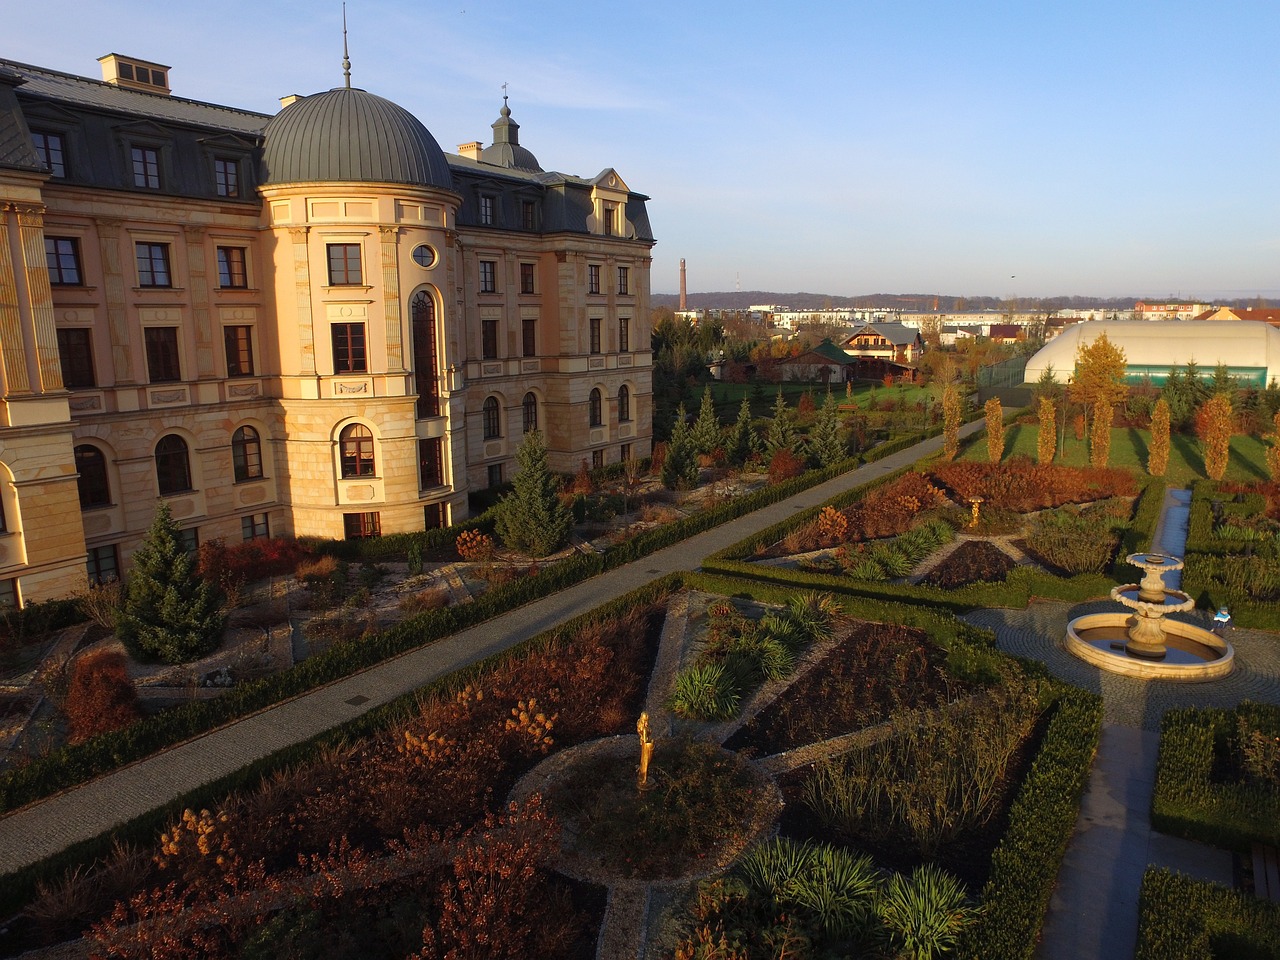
(259, 79, 465, 539)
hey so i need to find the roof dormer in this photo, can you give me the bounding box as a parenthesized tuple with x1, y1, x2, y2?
(98, 54, 171, 95)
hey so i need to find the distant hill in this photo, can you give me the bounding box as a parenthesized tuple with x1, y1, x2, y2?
(650, 292, 1272, 313)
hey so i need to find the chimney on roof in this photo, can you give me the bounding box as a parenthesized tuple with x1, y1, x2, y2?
(279, 94, 303, 109)
(457, 141, 483, 160)
(98, 53, 171, 95)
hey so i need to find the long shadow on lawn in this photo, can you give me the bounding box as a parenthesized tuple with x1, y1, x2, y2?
(1126, 428, 1149, 467)
(1171, 433, 1205, 477)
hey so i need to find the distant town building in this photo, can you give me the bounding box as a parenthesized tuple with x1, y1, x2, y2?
(1133, 301, 1214, 322)
(1193, 306, 1280, 327)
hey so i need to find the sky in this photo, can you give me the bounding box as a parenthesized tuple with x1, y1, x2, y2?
(6, 0, 1279, 301)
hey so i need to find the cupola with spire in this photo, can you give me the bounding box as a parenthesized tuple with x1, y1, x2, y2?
(479, 96, 543, 172)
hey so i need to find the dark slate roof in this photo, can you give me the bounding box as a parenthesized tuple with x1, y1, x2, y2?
(0, 57, 269, 136)
(261, 87, 452, 188)
(0, 70, 44, 172)
(479, 99, 542, 172)
(847, 322, 920, 346)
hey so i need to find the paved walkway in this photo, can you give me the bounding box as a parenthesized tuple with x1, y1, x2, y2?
(0, 422, 983, 877)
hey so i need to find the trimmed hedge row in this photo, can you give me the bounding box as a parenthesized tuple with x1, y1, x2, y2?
(1136, 868, 1280, 960)
(959, 688, 1103, 960)
(0, 574, 682, 919)
(1179, 480, 1280, 628)
(1151, 704, 1280, 851)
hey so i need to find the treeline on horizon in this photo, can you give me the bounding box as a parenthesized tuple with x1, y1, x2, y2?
(651, 292, 1274, 313)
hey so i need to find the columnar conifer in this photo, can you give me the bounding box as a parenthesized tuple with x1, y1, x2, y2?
(1199, 393, 1233, 481)
(1036, 396, 1056, 464)
(1090, 400, 1113, 468)
(689, 386, 722, 456)
(726, 396, 758, 467)
(1148, 397, 1171, 477)
(984, 397, 1005, 463)
(942, 384, 961, 460)
(809, 392, 846, 468)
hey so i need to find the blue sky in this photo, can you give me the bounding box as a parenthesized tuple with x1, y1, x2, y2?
(7, 0, 1278, 300)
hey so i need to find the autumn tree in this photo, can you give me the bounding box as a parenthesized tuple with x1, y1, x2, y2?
(942, 383, 962, 460)
(1148, 397, 1171, 477)
(984, 397, 1005, 463)
(1070, 332, 1128, 447)
(1036, 396, 1056, 464)
(117, 502, 225, 664)
(1266, 410, 1280, 483)
(661, 403, 700, 490)
(1198, 393, 1234, 481)
(1090, 400, 1114, 468)
(496, 431, 574, 557)
(689, 386, 722, 457)
(809, 391, 846, 468)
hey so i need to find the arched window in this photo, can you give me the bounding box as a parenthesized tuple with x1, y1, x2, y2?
(589, 388, 603, 427)
(74, 445, 111, 508)
(522, 392, 538, 434)
(483, 396, 501, 439)
(232, 426, 263, 482)
(339, 424, 375, 478)
(155, 435, 192, 495)
(618, 385, 631, 423)
(411, 291, 440, 418)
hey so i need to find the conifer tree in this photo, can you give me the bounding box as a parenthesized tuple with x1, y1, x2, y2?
(942, 383, 962, 460)
(117, 502, 226, 664)
(1090, 400, 1114, 468)
(764, 390, 801, 457)
(496, 431, 574, 557)
(689, 386, 722, 456)
(661, 403, 700, 489)
(1199, 393, 1233, 481)
(1036, 396, 1056, 465)
(809, 391, 846, 468)
(985, 397, 1005, 463)
(1148, 397, 1171, 477)
(726, 396, 758, 467)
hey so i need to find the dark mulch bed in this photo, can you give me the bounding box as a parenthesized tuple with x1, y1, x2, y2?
(920, 539, 1016, 589)
(724, 621, 958, 757)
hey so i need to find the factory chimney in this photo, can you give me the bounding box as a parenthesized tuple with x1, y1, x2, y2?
(679, 258, 687, 311)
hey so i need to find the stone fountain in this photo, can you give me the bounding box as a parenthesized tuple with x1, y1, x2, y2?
(1066, 553, 1233, 681)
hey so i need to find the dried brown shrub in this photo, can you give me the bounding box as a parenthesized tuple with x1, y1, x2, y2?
(65, 649, 140, 745)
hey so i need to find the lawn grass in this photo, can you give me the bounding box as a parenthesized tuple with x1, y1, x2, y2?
(965, 424, 1270, 486)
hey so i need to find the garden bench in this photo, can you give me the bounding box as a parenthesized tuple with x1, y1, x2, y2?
(1252, 843, 1280, 902)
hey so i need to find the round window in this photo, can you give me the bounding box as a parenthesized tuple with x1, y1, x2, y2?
(412, 244, 436, 268)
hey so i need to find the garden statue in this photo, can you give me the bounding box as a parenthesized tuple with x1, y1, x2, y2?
(637, 712, 654, 790)
(968, 496, 984, 529)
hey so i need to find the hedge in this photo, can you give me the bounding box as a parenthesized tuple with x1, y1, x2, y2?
(959, 688, 1103, 959)
(1151, 704, 1280, 851)
(0, 574, 683, 918)
(1136, 868, 1280, 960)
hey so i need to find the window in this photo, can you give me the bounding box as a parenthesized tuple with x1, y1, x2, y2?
(487, 464, 503, 488)
(412, 292, 440, 418)
(589, 388, 603, 427)
(155, 435, 192, 495)
(602, 204, 616, 236)
(331, 323, 367, 374)
(86, 544, 119, 585)
(618, 384, 631, 422)
(216, 246, 247, 288)
(621, 442, 633, 462)
(214, 158, 239, 198)
(57, 328, 96, 388)
(0, 579, 16, 609)
(343, 512, 381, 539)
(326, 243, 362, 285)
(145, 327, 181, 382)
(419, 437, 444, 488)
(617, 266, 629, 295)
(224, 325, 255, 377)
(592, 450, 604, 470)
(176, 527, 199, 555)
(45, 237, 82, 285)
(479, 260, 496, 293)
(482, 317, 498, 359)
(339, 423, 375, 478)
(522, 392, 538, 434)
(588, 264, 601, 294)
(522, 317, 536, 358)
(483, 396, 501, 439)
(74, 445, 110, 508)
(242, 513, 269, 540)
(619, 317, 630, 353)
(232, 426, 263, 482)
(480, 195, 495, 225)
(520, 262, 535, 295)
(590, 318, 602, 354)
(32, 131, 65, 178)
(131, 146, 161, 189)
(136, 242, 172, 287)
(521, 200, 536, 231)
(424, 502, 446, 530)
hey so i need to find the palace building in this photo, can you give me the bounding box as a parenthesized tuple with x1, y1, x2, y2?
(0, 52, 654, 605)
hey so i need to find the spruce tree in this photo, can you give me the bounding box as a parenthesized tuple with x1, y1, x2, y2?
(809, 391, 846, 468)
(496, 430, 574, 557)
(661, 403, 700, 490)
(726, 396, 758, 467)
(117, 502, 226, 664)
(689, 386, 722, 456)
(764, 390, 800, 457)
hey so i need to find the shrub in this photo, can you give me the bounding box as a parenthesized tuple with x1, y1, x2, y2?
(669, 662, 740, 721)
(942, 384, 961, 460)
(768, 448, 806, 484)
(921, 540, 1015, 589)
(1136, 869, 1280, 960)
(985, 397, 1005, 463)
(1197, 393, 1234, 481)
(1090, 400, 1113, 468)
(74, 581, 123, 632)
(495, 431, 575, 557)
(455, 529, 495, 563)
(398, 586, 450, 615)
(1024, 504, 1123, 575)
(65, 650, 140, 745)
(880, 864, 979, 960)
(1036, 396, 1056, 465)
(815, 505, 848, 544)
(1148, 397, 1171, 477)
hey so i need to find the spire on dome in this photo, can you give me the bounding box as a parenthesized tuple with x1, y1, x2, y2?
(341, 2, 352, 88)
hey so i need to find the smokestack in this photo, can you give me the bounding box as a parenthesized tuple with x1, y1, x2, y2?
(680, 258, 687, 311)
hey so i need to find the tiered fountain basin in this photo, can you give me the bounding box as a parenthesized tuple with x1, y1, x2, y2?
(1066, 553, 1234, 681)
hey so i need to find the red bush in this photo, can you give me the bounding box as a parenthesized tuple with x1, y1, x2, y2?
(930, 459, 1137, 512)
(65, 649, 140, 744)
(768, 448, 806, 484)
(197, 537, 314, 592)
(844, 471, 950, 540)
